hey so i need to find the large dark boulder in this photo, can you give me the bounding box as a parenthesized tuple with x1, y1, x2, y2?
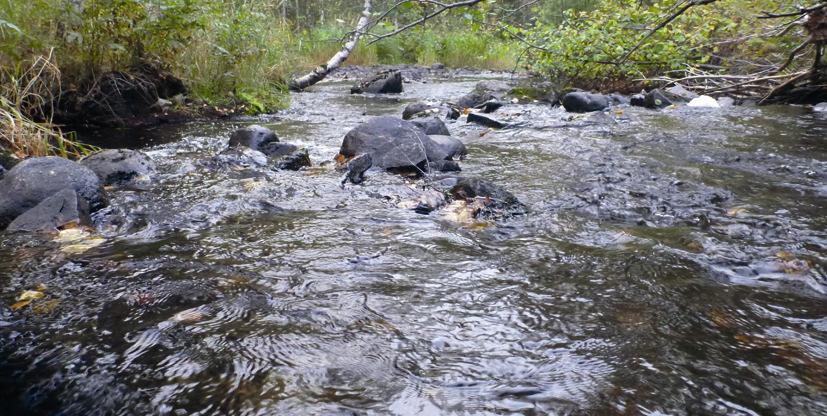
(644, 89, 673, 109)
(229, 125, 279, 151)
(81, 149, 155, 189)
(351, 70, 403, 94)
(429, 135, 467, 160)
(412, 118, 450, 136)
(0, 157, 106, 229)
(562, 92, 610, 113)
(339, 117, 453, 170)
(6, 189, 91, 232)
(0, 164, 5, 180)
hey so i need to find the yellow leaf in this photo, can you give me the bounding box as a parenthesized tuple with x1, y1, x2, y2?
(18, 290, 45, 302)
(11, 300, 32, 311)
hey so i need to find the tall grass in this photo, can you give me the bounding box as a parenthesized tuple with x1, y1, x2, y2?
(0, 52, 97, 159)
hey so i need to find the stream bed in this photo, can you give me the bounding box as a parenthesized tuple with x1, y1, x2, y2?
(1, 72, 826, 415)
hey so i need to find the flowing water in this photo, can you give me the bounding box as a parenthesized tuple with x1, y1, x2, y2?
(1, 72, 826, 415)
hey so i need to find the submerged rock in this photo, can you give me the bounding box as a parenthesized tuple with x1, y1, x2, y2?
(342, 153, 373, 185)
(449, 177, 525, 218)
(467, 113, 507, 129)
(351, 70, 403, 94)
(412, 117, 450, 136)
(80, 149, 155, 189)
(339, 117, 455, 171)
(0, 157, 106, 229)
(644, 89, 673, 109)
(402, 101, 460, 120)
(229, 125, 279, 152)
(207, 147, 269, 169)
(6, 189, 91, 232)
(562, 92, 610, 113)
(276, 149, 312, 171)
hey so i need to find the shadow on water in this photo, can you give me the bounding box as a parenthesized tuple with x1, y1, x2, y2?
(1, 73, 826, 415)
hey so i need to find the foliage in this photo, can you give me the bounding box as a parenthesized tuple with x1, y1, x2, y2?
(0, 52, 97, 159)
(523, 0, 801, 89)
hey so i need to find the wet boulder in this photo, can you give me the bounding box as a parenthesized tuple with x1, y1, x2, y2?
(351, 70, 403, 94)
(261, 142, 298, 157)
(403, 102, 436, 120)
(475, 99, 503, 113)
(0, 157, 106, 229)
(339, 117, 451, 170)
(276, 149, 311, 171)
(412, 117, 450, 136)
(717, 96, 735, 107)
(0, 164, 5, 180)
(467, 113, 507, 129)
(813, 102, 827, 112)
(562, 92, 610, 113)
(644, 89, 673, 109)
(342, 153, 373, 185)
(80, 149, 155, 189)
(630, 93, 646, 107)
(429, 135, 467, 160)
(229, 125, 279, 152)
(6, 189, 91, 232)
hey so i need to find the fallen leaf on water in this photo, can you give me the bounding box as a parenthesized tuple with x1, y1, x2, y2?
(172, 307, 210, 324)
(18, 290, 45, 302)
(11, 289, 45, 310)
(727, 207, 748, 217)
(55, 228, 105, 254)
(776, 251, 796, 261)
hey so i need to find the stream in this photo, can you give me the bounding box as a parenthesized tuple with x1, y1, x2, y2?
(1, 72, 826, 415)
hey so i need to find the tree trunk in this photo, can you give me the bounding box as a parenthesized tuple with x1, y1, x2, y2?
(289, 0, 371, 91)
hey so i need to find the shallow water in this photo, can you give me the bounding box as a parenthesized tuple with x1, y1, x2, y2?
(1, 73, 826, 415)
